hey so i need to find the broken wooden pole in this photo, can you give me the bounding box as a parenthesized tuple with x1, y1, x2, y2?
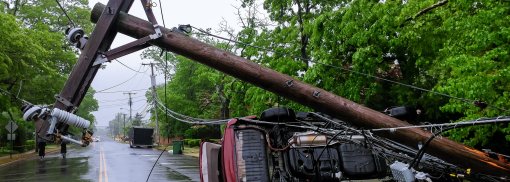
(91, 3, 510, 176)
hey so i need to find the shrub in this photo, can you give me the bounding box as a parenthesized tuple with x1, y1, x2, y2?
(183, 139, 201, 147)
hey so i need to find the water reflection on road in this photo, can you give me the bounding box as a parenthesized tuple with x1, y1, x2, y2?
(0, 156, 90, 182)
(0, 129, 200, 182)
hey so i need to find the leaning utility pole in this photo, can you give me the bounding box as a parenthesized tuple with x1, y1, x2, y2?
(123, 92, 136, 121)
(89, 3, 509, 176)
(142, 62, 159, 145)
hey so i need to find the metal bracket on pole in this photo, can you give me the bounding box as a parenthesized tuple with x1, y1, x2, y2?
(93, 54, 108, 66)
(55, 95, 75, 110)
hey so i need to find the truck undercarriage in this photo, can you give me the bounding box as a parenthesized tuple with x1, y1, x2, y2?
(201, 108, 500, 182)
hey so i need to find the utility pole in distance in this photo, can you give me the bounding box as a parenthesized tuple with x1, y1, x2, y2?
(123, 113, 126, 137)
(142, 62, 159, 145)
(123, 92, 136, 122)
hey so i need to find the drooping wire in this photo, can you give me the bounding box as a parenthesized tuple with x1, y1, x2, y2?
(96, 65, 147, 93)
(99, 95, 145, 103)
(54, 0, 75, 27)
(16, 80, 23, 98)
(146, 145, 168, 182)
(154, 98, 230, 124)
(100, 99, 146, 107)
(190, 25, 509, 113)
(154, 0, 169, 141)
(156, 97, 230, 123)
(134, 102, 148, 114)
(408, 125, 455, 169)
(155, 104, 229, 125)
(116, 59, 148, 74)
(369, 117, 510, 132)
(0, 86, 29, 104)
(95, 88, 149, 94)
(157, 0, 166, 28)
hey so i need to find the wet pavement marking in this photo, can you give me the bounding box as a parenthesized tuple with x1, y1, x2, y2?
(99, 145, 109, 182)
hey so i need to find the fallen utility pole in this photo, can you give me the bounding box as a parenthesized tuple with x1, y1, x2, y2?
(91, 3, 510, 176)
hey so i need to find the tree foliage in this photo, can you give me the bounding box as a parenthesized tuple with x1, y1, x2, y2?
(0, 0, 96, 148)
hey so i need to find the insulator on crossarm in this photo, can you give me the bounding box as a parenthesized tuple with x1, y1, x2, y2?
(22, 105, 41, 121)
(51, 108, 90, 129)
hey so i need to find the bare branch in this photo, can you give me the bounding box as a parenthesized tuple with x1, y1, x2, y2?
(403, 0, 448, 23)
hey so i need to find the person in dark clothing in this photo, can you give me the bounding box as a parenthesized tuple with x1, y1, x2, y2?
(37, 140, 46, 160)
(61, 143, 67, 159)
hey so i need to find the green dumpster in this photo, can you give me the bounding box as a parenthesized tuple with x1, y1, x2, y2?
(173, 140, 184, 154)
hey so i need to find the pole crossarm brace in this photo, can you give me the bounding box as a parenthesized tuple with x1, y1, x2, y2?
(88, 2, 510, 176)
(94, 0, 163, 66)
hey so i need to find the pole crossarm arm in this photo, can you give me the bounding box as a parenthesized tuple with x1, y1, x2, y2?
(93, 0, 163, 66)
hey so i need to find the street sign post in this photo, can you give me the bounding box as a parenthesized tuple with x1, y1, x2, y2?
(5, 121, 18, 159)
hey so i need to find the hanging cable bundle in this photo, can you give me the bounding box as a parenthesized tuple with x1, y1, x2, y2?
(153, 98, 230, 125)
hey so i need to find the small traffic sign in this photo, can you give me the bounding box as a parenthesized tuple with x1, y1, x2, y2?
(5, 121, 18, 133)
(7, 134, 15, 140)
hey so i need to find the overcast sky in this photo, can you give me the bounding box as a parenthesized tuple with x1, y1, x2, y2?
(88, 0, 242, 126)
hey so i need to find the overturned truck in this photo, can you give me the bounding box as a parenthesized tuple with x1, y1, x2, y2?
(201, 108, 500, 181)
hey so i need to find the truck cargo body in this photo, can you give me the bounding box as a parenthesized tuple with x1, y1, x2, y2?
(128, 127, 154, 148)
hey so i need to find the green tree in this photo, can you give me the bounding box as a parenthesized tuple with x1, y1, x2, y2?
(232, 0, 510, 152)
(0, 0, 96, 148)
(142, 36, 232, 138)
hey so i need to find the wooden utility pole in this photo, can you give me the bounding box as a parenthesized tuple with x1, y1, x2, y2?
(123, 92, 136, 121)
(90, 3, 510, 176)
(142, 62, 159, 145)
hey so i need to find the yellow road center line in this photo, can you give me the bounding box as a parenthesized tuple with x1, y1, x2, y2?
(99, 145, 103, 182)
(102, 147, 109, 182)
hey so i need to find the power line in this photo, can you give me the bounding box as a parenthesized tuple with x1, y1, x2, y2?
(134, 102, 148, 114)
(95, 88, 149, 94)
(369, 116, 510, 132)
(54, 0, 75, 27)
(99, 99, 146, 108)
(0, 87, 28, 104)
(154, 98, 230, 124)
(95, 65, 146, 93)
(313, 112, 510, 133)
(116, 59, 148, 74)
(98, 95, 145, 103)
(139, 104, 151, 118)
(157, 0, 166, 28)
(190, 25, 509, 113)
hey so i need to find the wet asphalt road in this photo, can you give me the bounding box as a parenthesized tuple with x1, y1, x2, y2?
(0, 130, 200, 182)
